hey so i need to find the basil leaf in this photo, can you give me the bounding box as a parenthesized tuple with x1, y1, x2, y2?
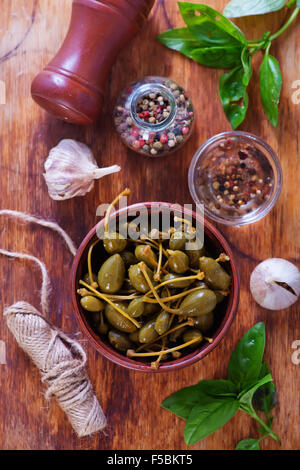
(224, 0, 286, 18)
(197, 379, 238, 397)
(178, 2, 247, 46)
(184, 396, 239, 445)
(190, 45, 243, 68)
(161, 384, 204, 420)
(161, 379, 238, 420)
(241, 47, 253, 86)
(235, 438, 260, 450)
(238, 373, 273, 408)
(157, 28, 200, 59)
(228, 322, 265, 391)
(219, 65, 249, 129)
(253, 362, 277, 415)
(259, 51, 282, 127)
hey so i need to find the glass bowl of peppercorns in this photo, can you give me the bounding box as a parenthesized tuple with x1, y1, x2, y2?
(188, 131, 282, 226)
(113, 76, 194, 157)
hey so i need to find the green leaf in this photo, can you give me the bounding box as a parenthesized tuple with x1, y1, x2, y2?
(161, 379, 238, 420)
(228, 322, 265, 391)
(259, 51, 282, 127)
(157, 28, 200, 59)
(161, 384, 204, 420)
(184, 396, 239, 445)
(235, 438, 260, 450)
(238, 373, 273, 409)
(219, 65, 249, 129)
(253, 362, 278, 415)
(197, 379, 238, 397)
(241, 47, 253, 86)
(190, 45, 243, 68)
(178, 2, 247, 46)
(224, 0, 286, 18)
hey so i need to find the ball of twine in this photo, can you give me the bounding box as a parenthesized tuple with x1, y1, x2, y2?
(0, 210, 107, 437)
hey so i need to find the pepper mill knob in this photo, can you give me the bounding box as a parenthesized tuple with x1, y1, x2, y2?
(31, 0, 155, 125)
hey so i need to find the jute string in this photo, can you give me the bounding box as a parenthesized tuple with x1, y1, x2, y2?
(0, 210, 107, 437)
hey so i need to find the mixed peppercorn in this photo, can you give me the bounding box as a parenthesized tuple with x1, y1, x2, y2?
(114, 77, 194, 157)
(195, 138, 274, 218)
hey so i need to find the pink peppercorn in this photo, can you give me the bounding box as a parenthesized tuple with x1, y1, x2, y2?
(160, 134, 168, 144)
(182, 126, 189, 135)
(133, 140, 140, 149)
(131, 129, 139, 138)
(138, 139, 145, 147)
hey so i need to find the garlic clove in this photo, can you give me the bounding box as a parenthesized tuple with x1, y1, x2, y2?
(43, 139, 121, 200)
(250, 258, 300, 310)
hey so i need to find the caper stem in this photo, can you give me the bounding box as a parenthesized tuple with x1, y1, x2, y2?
(135, 319, 194, 352)
(104, 188, 131, 234)
(78, 281, 138, 300)
(204, 336, 213, 344)
(127, 336, 202, 358)
(154, 242, 163, 282)
(174, 216, 193, 230)
(151, 337, 167, 369)
(79, 280, 141, 328)
(87, 239, 100, 289)
(143, 271, 205, 297)
(139, 262, 180, 314)
(143, 286, 206, 304)
(215, 253, 230, 263)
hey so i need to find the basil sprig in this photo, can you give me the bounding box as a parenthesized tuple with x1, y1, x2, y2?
(157, 2, 300, 128)
(161, 322, 280, 449)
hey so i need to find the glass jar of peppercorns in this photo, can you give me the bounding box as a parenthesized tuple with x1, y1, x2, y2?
(113, 76, 194, 157)
(188, 131, 282, 226)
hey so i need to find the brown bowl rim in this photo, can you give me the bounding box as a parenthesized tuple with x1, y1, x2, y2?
(71, 202, 240, 372)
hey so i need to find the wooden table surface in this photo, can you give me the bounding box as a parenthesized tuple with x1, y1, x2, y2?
(0, 0, 299, 451)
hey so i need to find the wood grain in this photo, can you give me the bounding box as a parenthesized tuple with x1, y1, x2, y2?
(0, 0, 299, 450)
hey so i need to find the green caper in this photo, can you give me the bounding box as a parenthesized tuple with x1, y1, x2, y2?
(104, 302, 137, 333)
(192, 280, 207, 289)
(80, 295, 105, 312)
(98, 253, 125, 293)
(215, 291, 226, 303)
(155, 311, 171, 335)
(108, 330, 132, 351)
(143, 302, 161, 315)
(199, 257, 231, 291)
(169, 231, 187, 251)
(120, 250, 138, 267)
(135, 244, 157, 268)
(183, 328, 203, 347)
(194, 312, 214, 332)
(128, 263, 154, 293)
(186, 242, 205, 268)
(83, 272, 97, 285)
(97, 321, 109, 335)
(168, 250, 189, 274)
(162, 273, 193, 288)
(169, 327, 187, 342)
(128, 297, 145, 318)
(139, 319, 159, 343)
(103, 232, 127, 254)
(129, 330, 140, 343)
(178, 289, 217, 316)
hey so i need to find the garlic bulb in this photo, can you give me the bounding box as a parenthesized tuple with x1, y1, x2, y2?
(44, 139, 121, 200)
(250, 258, 300, 310)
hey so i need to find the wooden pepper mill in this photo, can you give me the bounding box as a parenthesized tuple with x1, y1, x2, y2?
(31, 0, 155, 125)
